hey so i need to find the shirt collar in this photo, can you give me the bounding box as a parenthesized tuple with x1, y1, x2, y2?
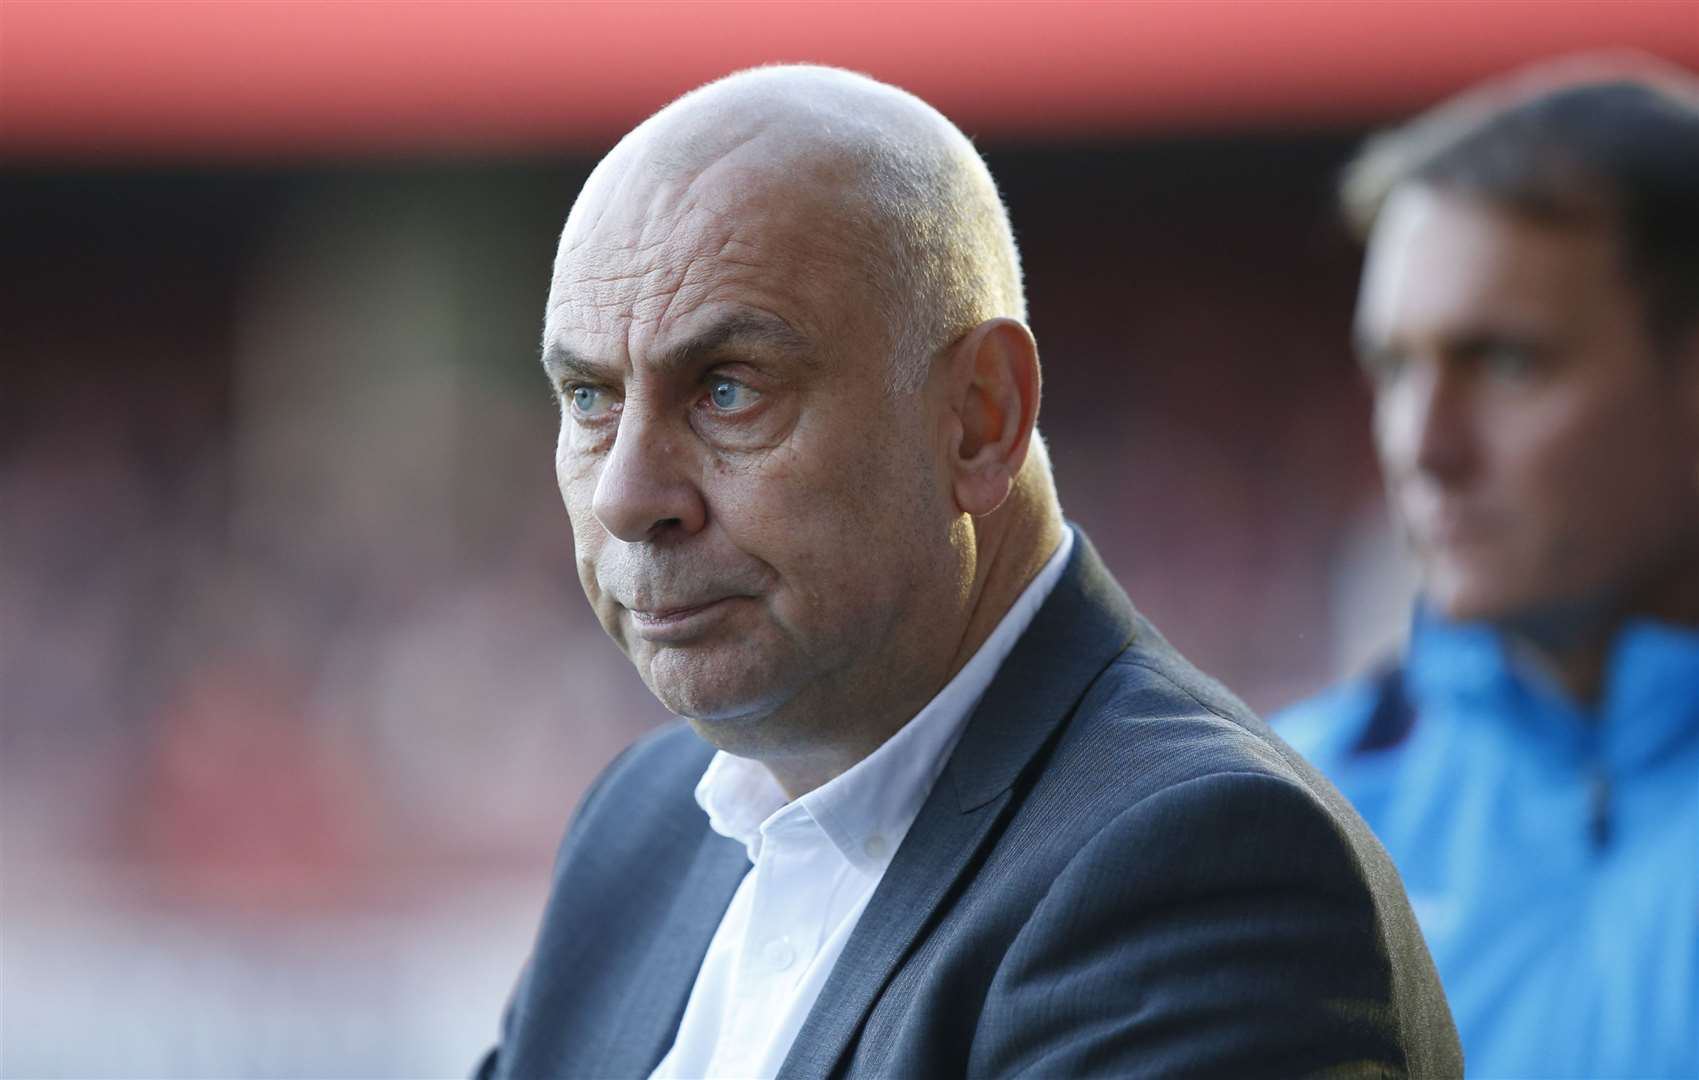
(1406, 604, 1699, 767)
(695, 529, 1076, 873)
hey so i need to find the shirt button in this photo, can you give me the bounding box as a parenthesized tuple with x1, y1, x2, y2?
(863, 834, 888, 860)
(764, 938, 796, 971)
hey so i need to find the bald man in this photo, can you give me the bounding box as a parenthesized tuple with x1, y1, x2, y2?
(477, 66, 1459, 1079)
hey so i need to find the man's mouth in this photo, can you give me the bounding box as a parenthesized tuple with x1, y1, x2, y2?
(628, 599, 727, 625)
(1398, 490, 1497, 550)
(1418, 508, 1498, 549)
(623, 597, 746, 642)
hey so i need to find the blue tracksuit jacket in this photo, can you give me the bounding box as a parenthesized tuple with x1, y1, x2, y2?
(1276, 612, 1699, 1079)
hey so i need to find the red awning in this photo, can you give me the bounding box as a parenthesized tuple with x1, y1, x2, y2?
(3, 0, 1695, 161)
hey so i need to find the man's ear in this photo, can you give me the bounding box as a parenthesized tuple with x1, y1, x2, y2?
(945, 317, 1041, 516)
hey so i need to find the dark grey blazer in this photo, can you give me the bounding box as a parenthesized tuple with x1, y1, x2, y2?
(478, 531, 1461, 1078)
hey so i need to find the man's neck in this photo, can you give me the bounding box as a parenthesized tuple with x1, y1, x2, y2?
(756, 491, 1066, 800)
(946, 500, 1067, 685)
(1500, 555, 1699, 705)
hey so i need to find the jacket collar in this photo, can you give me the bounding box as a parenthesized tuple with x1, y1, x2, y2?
(1406, 606, 1699, 770)
(944, 527, 1138, 809)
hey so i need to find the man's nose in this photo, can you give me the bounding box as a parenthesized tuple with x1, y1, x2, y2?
(1378, 360, 1474, 485)
(591, 411, 707, 542)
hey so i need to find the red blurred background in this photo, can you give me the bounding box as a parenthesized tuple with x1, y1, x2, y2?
(3, 2, 1695, 1076)
(6, 0, 1697, 158)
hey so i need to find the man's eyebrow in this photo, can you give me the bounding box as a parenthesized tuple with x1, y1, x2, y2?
(656, 311, 815, 370)
(539, 345, 604, 383)
(541, 312, 815, 382)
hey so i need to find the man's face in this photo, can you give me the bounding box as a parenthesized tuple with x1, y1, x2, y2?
(1357, 184, 1699, 627)
(541, 149, 966, 752)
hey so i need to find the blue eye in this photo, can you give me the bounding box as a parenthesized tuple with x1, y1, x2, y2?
(708, 378, 757, 411)
(569, 385, 613, 417)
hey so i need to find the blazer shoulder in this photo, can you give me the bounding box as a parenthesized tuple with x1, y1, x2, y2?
(978, 767, 1461, 1078)
(1057, 638, 1310, 798)
(1010, 644, 1462, 1076)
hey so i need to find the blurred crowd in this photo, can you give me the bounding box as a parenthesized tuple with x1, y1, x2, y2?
(1, 171, 672, 1074)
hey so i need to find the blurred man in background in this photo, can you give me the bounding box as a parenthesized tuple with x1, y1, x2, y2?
(478, 64, 1460, 1078)
(1278, 57, 1699, 1078)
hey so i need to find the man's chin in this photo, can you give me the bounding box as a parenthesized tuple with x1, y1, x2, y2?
(641, 653, 793, 729)
(1422, 562, 1521, 625)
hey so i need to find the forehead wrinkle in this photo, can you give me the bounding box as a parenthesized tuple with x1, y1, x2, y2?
(553, 189, 738, 324)
(568, 219, 860, 341)
(552, 128, 895, 375)
(548, 233, 708, 355)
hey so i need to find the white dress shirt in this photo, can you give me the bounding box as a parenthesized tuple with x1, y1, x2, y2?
(649, 530, 1073, 1080)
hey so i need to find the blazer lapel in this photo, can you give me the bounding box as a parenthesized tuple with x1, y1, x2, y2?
(777, 529, 1137, 1078)
(777, 786, 1012, 1079)
(591, 827, 750, 1078)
